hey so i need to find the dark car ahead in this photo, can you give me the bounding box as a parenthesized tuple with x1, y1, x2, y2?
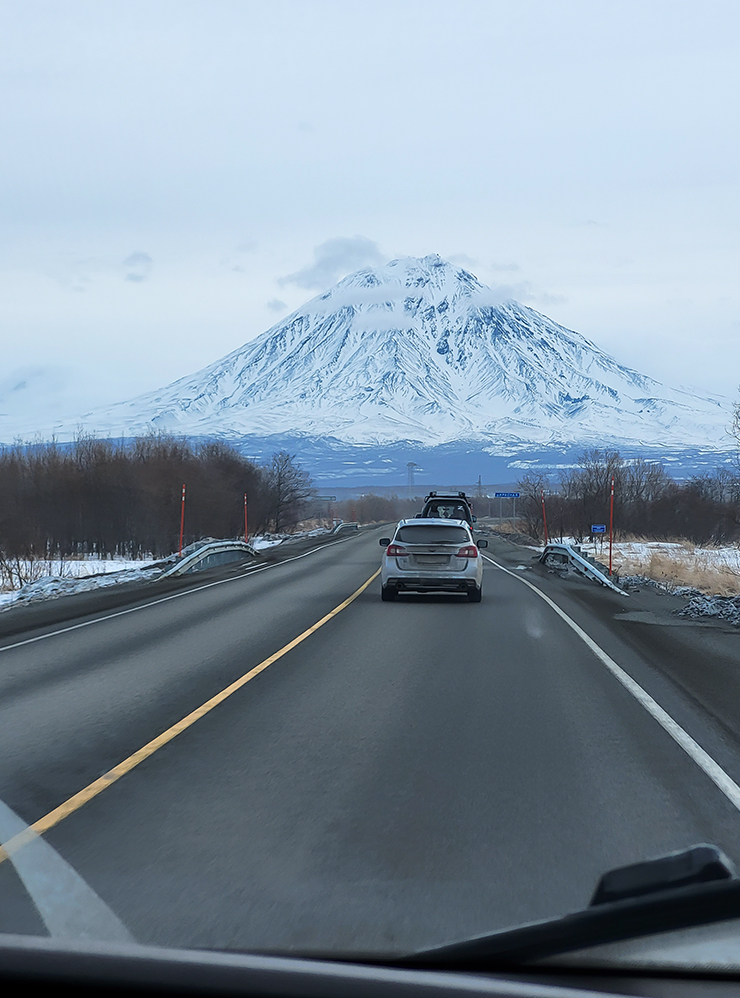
(419, 491, 475, 526)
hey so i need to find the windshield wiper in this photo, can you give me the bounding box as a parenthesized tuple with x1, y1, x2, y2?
(401, 844, 740, 968)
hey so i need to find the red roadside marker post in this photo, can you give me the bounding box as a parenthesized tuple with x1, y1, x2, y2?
(179, 484, 186, 557)
(609, 475, 615, 576)
(244, 493, 248, 541)
(541, 489, 549, 544)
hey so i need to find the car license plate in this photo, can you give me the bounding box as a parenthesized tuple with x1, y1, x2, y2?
(416, 555, 447, 565)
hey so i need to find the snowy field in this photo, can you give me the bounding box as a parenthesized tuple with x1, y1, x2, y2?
(0, 528, 334, 610)
(2, 557, 157, 581)
(549, 537, 740, 596)
(615, 541, 740, 574)
(525, 534, 740, 624)
(0, 559, 162, 609)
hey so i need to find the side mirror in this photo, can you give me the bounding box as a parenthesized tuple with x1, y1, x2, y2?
(478, 538, 488, 548)
(379, 537, 391, 546)
(415, 513, 423, 518)
(472, 515, 477, 522)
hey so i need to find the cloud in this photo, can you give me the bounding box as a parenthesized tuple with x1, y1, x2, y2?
(123, 251, 153, 282)
(567, 219, 608, 228)
(536, 291, 568, 305)
(280, 236, 385, 290)
(0, 364, 78, 422)
(477, 281, 534, 305)
(479, 265, 565, 308)
(266, 298, 287, 312)
(475, 278, 562, 307)
(448, 253, 477, 267)
(48, 256, 102, 293)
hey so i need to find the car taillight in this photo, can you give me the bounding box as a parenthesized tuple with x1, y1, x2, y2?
(386, 544, 409, 557)
(455, 545, 478, 558)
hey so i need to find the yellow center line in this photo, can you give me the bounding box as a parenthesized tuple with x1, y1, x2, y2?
(0, 568, 381, 864)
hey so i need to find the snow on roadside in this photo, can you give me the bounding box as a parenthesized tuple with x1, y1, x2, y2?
(249, 527, 331, 551)
(0, 563, 164, 610)
(1, 557, 157, 582)
(0, 528, 335, 611)
(541, 537, 740, 590)
(524, 535, 740, 623)
(676, 594, 740, 627)
(249, 536, 284, 551)
(613, 540, 740, 573)
(580, 538, 740, 625)
(611, 541, 740, 597)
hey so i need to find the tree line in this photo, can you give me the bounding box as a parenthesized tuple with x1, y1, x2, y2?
(517, 449, 740, 544)
(3, 435, 738, 565)
(0, 435, 313, 560)
(332, 494, 419, 525)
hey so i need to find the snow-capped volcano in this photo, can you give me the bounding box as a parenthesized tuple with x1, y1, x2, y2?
(39, 254, 731, 450)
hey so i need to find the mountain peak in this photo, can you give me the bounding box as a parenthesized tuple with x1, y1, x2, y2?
(309, 254, 487, 318)
(28, 255, 731, 452)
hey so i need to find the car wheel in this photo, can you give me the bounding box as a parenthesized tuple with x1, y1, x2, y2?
(381, 585, 397, 602)
(467, 585, 482, 602)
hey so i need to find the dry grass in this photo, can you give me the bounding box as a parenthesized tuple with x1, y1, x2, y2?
(613, 539, 740, 596)
(491, 519, 527, 535)
(0, 554, 67, 592)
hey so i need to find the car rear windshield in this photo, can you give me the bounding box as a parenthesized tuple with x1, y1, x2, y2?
(424, 502, 471, 519)
(395, 525, 470, 544)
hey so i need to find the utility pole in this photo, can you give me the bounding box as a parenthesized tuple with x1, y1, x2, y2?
(541, 489, 549, 544)
(179, 484, 186, 556)
(609, 475, 615, 576)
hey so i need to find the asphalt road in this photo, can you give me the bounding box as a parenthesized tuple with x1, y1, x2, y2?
(0, 527, 739, 956)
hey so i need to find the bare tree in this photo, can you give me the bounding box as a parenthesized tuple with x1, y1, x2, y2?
(266, 451, 314, 533)
(0, 433, 274, 563)
(516, 472, 550, 540)
(334, 494, 419, 524)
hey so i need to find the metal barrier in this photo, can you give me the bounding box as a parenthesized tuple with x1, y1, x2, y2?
(539, 543, 628, 596)
(160, 540, 258, 579)
(331, 521, 360, 534)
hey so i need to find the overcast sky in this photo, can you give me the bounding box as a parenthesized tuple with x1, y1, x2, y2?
(2, 0, 739, 427)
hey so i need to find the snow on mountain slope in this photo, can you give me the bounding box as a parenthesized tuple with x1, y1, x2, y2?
(33, 254, 732, 450)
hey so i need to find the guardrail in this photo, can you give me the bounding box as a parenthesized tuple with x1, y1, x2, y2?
(331, 521, 360, 535)
(160, 540, 258, 579)
(539, 543, 628, 596)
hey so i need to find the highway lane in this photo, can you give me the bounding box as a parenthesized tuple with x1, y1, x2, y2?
(1, 528, 740, 954)
(0, 535, 375, 819)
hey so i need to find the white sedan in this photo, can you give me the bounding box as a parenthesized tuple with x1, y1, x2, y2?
(378, 518, 487, 602)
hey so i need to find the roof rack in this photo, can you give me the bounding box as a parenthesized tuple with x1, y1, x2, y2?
(425, 491, 469, 501)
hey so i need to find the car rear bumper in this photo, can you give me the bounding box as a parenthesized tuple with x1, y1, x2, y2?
(385, 576, 478, 592)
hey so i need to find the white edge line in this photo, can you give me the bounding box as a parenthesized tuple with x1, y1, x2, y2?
(484, 554, 740, 814)
(0, 538, 349, 655)
(0, 796, 132, 941)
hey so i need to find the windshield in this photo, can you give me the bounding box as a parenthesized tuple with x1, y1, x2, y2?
(396, 525, 470, 543)
(425, 503, 471, 521)
(1, 0, 740, 977)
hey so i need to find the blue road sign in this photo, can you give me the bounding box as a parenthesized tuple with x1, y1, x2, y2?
(591, 524, 607, 533)
(494, 492, 520, 498)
